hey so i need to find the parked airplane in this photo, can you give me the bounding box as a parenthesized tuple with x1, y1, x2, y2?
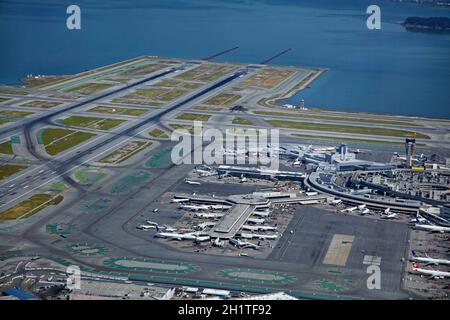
(253, 211, 271, 217)
(172, 198, 190, 203)
(195, 222, 216, 230)
(411, 262, 450, 279)
(381, 213, 398, 220)
(340, 206, 358, 213)
(185, 179, 201, 185)
(212, 238, 225, 247)
(329, 199, 342, 206)
(411, 214, 427, 224)
(209, 204, 231, 211)
(414, 224, 450, 233)
(240, 233, 277, 240)
(156, 232, 209, 242)
(247, 217, 266, 224)
(359, 208, 370, 215)
(411, 251, 450, 266)
(136, 224, 156, 230)
(242, 225, 277, 232)
(194, 213, 224, 219)
(229, 238, 260, 250)
(179, 204, 210, 211)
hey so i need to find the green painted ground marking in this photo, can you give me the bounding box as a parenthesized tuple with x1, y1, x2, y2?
(145, 148, 174, 168)
(79, 198, 111, 214)
(109, 170, 151, 194)
(65, 243, 109, 256)
(218, 268, 297, 285)
(74, 167, 107, 185)
(46, 223, 76, 236)
(10, 136, 20, 144)
(103, 257, 199, 274)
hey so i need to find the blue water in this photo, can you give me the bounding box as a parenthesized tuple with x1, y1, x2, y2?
(1, 0, 449, 118)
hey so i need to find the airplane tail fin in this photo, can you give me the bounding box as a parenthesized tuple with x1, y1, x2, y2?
(411, 250, 417, 257)
(412, 262, 420, 269)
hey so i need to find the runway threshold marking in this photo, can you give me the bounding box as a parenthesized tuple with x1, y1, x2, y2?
(323, 234, 354, 267)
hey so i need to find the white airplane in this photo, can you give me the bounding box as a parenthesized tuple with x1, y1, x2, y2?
(340, 206, 358, 213)
(229, 238, 260, 250)
(381, 213, 398, 220)
(179, 204, 210, 211)
(411, 251, 450, 266)
(329, 199, 342, 206)
(145, 220, 159, 226)
(240, 233, 277, 240)
(195, 222, 216, 230)
(242, 225, 277, 232)
(185, 179, 201, 185)
(209, 204, 231, 211)
(172, 198, 190, 203)
(194, 213, 224, 219)
(161, 225, 177, 232)
(414, 224, 450, 233)
(253, 210, 270, 217)
(359, 208, 370, 215)
(411, 263, 450, 279)
(136, 224, 157, 230)
(213, 238, 225, 247)
(156, 232, 209, 242)
(410, 214, 427, 224)
(247, 217, 265, 224)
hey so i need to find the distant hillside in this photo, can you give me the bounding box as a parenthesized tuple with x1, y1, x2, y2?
(402, 16, 450, 31)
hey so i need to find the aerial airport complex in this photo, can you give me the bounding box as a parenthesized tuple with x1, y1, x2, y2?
(0, 53, 449, 300)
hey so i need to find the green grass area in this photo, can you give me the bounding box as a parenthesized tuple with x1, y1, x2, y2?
(170, 124, 194, 134)
(266, 119, 430, 139)
(0, 194, 63, 220)
(192, 105, 224, 111)
(0, 89, 28, 95)
(20, 100, 62, 109)
(0, 164, 27, 180)
(99, 141, 152, 164)
(158, 89, 188, 102)
(153, 79, 203, 90)
(41, 128, 96, 156)
(205, 93, 241, 106)
(149, 128, 169, 139)
(0, 97, 11, 103)
(125, 88, 188, 102)
(0, 119, 9, 126)
(0, 141, 13, 155)
(0, 110, 34, 118)
(175, 112, 211, 121)
(87, 106, 147, 116)
(111, 99, 163, 107)
(232, 117, 254, 125)
(60, 116, 125, 131)
(50, 182, 68, 191)
(254, 111, 420, 127)
(65, 82, 113, 95)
